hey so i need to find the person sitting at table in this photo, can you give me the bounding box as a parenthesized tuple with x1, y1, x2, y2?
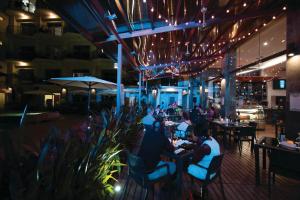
(138, 120, 176, 180)
(190, 106, 200, 124)
(142, 107, 155, 129)
(175, 112, 192, 138)
(187, 122, 220, 180)
(207, 106, 215, 121)
(166, 104, 175, 115)
(155, 105, 161, 115)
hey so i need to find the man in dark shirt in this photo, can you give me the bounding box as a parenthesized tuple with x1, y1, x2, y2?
(138, 120, 176, 180)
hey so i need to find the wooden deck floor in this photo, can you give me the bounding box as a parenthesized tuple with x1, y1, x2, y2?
(115, 125, 300, 200)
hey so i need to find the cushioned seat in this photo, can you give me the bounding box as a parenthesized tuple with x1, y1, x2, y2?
(188, 164, 216, 180)
(148, 161, 176, 180)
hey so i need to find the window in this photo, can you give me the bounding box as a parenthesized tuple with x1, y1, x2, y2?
(18, 69, 34, 82)
(73, 45, 90, 59)
(20, 23, 37, 35)
(45, 69, 61, 80)
(45, 45, 62, 58)
(19, 46, 35, 59)
(47, 22, 63, 36)
(72, 69, 90, 77)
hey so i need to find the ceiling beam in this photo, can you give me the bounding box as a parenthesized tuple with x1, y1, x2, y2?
(90, 0, 140, 71)
(140, 53, 222, 71)
(96, 7, 282, 44)
(114, 0, 133, 32)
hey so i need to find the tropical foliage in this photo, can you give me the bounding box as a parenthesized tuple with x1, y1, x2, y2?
(0, 105, 144, 200)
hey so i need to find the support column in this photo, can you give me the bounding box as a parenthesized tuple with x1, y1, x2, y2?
(189, 78, 194, 110)
(116, 44, 122, 115)
(222, 51, 237, 118)
(156, 88, 161, 107)
(200, 74, 207, 109)
(178, 89, 183, 106)
(208, 80, 214, 100)
(286, 0, 300, 139)
(138, 71, 142, 108)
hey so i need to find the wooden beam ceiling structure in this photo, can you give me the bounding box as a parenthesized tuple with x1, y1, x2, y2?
(45, 0, 286, 81)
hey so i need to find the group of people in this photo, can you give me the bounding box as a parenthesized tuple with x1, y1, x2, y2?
(138, 105, 221, 184)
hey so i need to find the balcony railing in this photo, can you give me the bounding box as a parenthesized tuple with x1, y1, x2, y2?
(7, 25, 64, 36)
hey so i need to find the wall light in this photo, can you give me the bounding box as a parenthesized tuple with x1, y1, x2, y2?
(17, 61, 29, 66)
(288, 53, 295, 57)
(152, 89, 157, 96)
(61, 88, 67, 94)
(47, 12, 59, 19)
(18, 13, 31, 20)
(287, 43, 300, 57)
(8, 87, 12, 93)
(114, 63, 118, 69)
(165, 87, 177, 92)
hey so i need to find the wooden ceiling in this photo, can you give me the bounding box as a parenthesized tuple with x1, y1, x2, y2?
(45, 0, 286, 80)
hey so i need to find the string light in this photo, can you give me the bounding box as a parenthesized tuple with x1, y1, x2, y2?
(243, 2, 247, 7)
(226, 9, 230, 13)
(283, 6, 287, 10)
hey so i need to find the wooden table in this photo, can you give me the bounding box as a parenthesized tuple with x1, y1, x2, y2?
(254, 136, 300, 185)
(164, 145, 194, 199)
(211, 120, 250, 148)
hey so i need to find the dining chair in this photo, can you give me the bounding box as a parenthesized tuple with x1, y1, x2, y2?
(210, 123, 226, 145)
(236, 126, 256, 156)
(120, 152, 174, 200)
(188, 154, 226, 200)
(268, 149, 300, 197)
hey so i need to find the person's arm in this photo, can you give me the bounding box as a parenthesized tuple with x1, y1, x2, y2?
(164, 136, 175, 152)
(192, 144, 211, 163)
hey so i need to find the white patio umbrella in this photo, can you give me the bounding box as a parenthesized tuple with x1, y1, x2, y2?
(48, 76, 117, 111)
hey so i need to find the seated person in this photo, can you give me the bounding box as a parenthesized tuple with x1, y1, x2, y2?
(138, 120, 176, 180)
(190, 106, 200, 124)
(166, 104, 175, 115)
(187, 122, 220, 180)
(142, 107, 155, 126)
(175, 112, 192, 138)
(206, 106, 215, 121)
(154, 105, 161, 116)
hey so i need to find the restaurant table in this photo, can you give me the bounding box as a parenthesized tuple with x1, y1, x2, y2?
(163, 142, 195, 199)
(164, 120, 180, 139)
(210, 120, 250, 148)
(166, 115, 182, 122)
(254, 136, 300, 185)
